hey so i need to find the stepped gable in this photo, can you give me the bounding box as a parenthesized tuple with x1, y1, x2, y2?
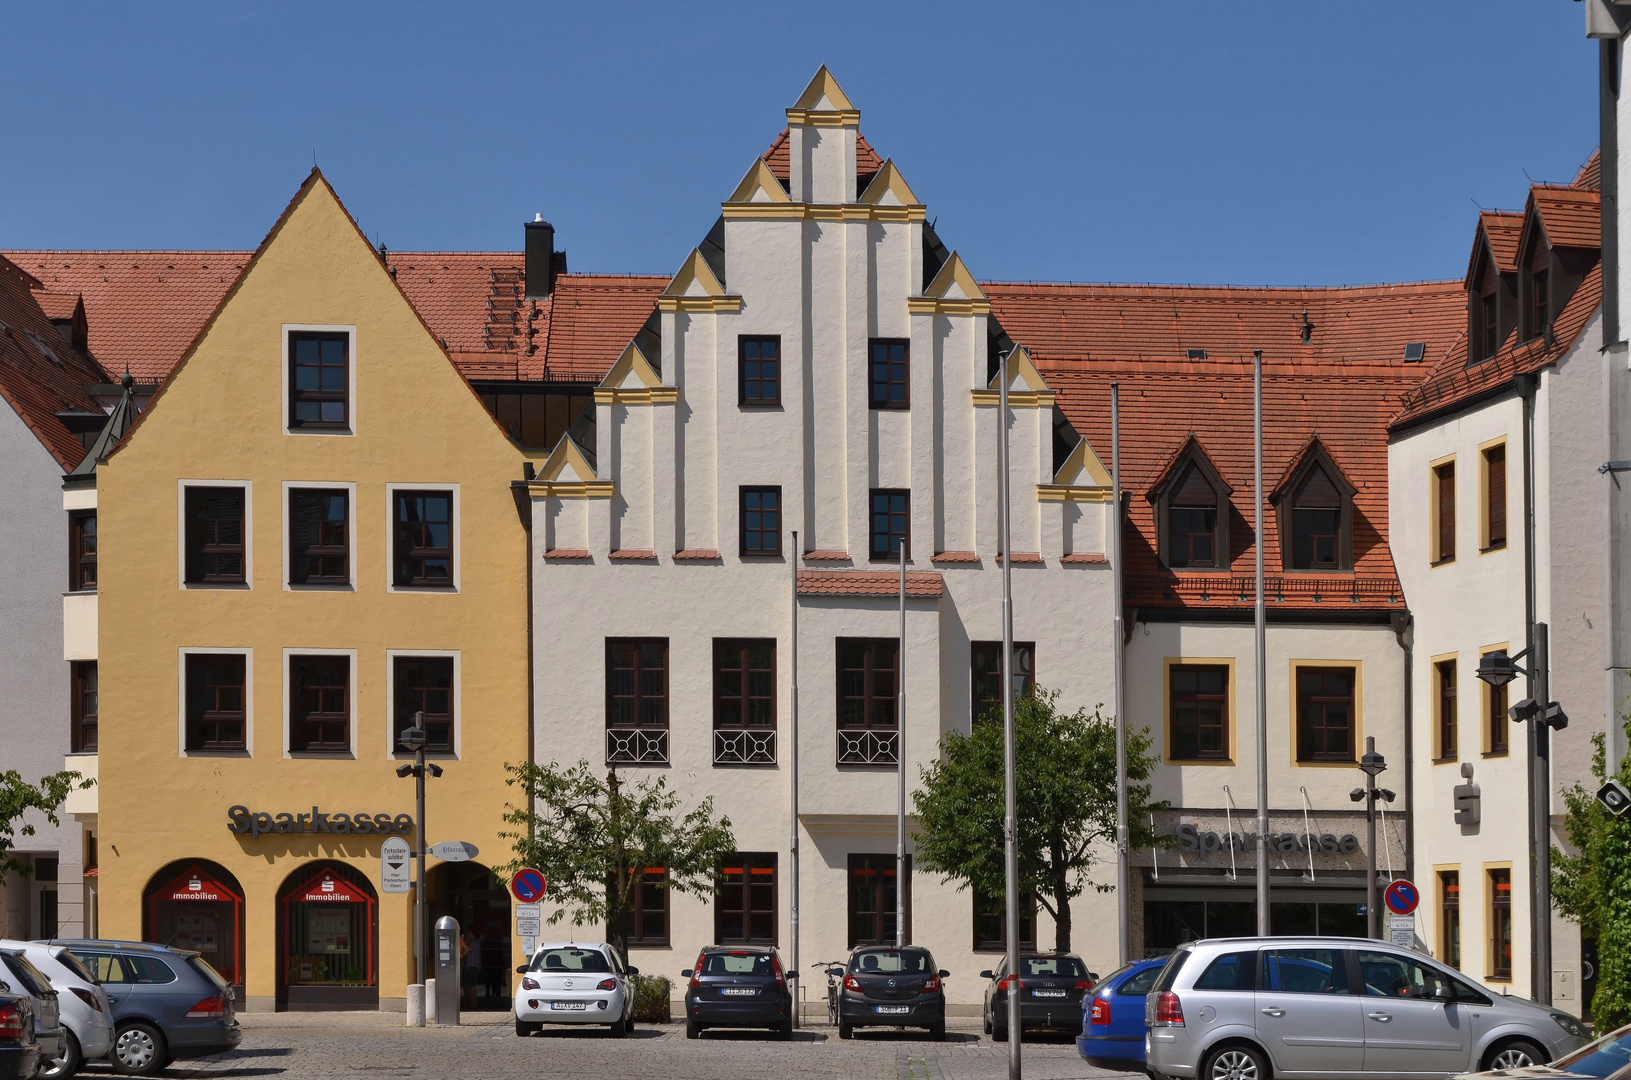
(761, 127, 884, 191)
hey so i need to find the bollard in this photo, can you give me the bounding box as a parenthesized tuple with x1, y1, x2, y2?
(406, 983, 425, 1027)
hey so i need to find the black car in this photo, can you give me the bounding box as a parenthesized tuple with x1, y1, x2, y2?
(680, 946, 794, 1040)
(981, 952, 1097, 1041)
(0, 990, 40, 1080)
(835, 945, 947, 1041)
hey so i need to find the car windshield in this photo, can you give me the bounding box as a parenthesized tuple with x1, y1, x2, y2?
(50, 949, 98, 985)
(531, 948, 611, 973)
(850, 949, 932, 974)
(701, 952, 776, 977)
(1020, 956, 1088, 977)
(1552, 1023, 1631, 1077)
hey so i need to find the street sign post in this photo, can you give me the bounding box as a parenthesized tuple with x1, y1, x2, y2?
(1384, 879, 1420, 917)
(509, 868, 546, 903)
(1598, 780, 1631, 816)
(1389, 914, 1416, 949)
(429, 841, 479, 863)
(381, 836, 410, 894)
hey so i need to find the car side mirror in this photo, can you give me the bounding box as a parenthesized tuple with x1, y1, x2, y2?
(939, 970, 951, 979)
(515, 965, 529, 974)
(1433, 985, 1454, 1003)
(680, 969, 693, 979)
(626, 966, 639, 976)
(979, 970, 994, 980)
(786, 970, 798, 979)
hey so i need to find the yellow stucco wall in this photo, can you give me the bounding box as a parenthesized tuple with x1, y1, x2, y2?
(95, 174, 530, 1008)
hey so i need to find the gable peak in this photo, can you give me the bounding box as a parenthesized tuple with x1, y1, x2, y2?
(857, 160, 923, 208)
(726, 158, 792, 205)
(930, 252, 987, 303)
(662, 249, 728, 298)
(793, 65, 856, 113)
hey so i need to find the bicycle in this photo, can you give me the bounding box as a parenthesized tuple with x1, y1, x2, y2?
(812, 960, 845, 1026)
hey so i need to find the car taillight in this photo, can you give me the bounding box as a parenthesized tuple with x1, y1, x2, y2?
(0, 1003, 22, 1038)
(844, 974, 863, 992)
(1153, 991, 1184, 1027)
(185, 996, 226, 1019)
(70, 987, 102, 1012)
(690, 956, 706, 988)
(922, 975, 940, 993)
(772, 958, 786, 990)
(521, 977, 540, 990)
(597, 979, 616, 991)
(1091, 997, 1112, 1026)
(997, 975, 1023, 992)
(1074, 980, 1094, 991)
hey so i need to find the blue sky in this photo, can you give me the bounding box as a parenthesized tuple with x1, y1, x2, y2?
(1, 2, 1598, 286)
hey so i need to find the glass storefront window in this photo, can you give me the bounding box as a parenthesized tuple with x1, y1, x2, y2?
(1144, 897, 1367, 953)
(279, 865, 377, 999)
(144, 862, 245, 989)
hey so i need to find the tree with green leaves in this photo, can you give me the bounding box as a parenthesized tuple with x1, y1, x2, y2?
(1, 769, 94, 884)
(912, 689, 1166, 953)
(1553, 722, 1631, 1027)
(501, 760, 736, 960)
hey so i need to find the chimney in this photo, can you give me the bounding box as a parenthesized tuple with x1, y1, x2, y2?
(524, 214, 556, 300)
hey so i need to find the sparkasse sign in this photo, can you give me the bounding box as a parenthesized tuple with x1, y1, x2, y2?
(227, 804, 414, 839)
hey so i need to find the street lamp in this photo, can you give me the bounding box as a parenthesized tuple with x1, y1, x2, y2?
(1475, 623, 1567, 1005)
(1349, 737, 1393, 938)
(395, 713, 443, 1024)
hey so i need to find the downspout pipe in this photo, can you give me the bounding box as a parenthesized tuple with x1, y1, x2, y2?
(1391, 610, 1415, 885)
(1518, 371, 1541, 999)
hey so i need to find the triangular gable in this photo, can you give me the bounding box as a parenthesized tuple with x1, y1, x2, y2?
(986, 344, 1048, 392)
(726, 158, 792, 205)
(663, 249, 728, 299)
(1053, 439, 1112, 487)
(793, 65, 855, 112)
(1268, 435, 1358, 504)
(600, 341, 662, 391)
(1146, 435, 1234, 500)
(857, 160, 922, 208)
(928, 253, 987, 303)
(538, 434, 599, 484)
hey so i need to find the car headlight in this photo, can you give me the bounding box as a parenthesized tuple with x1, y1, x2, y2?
(1552, 1013, 1586, 1039)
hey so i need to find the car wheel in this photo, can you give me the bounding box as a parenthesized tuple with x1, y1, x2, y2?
(685, 1019, 701, 1040)
(983, 1011, 992, 1035)
(778, 1017, 793, 1040)
(111, 1023, 168, 1077)
(1204, 1044, 1268, 1080)
(839, 1021, 854, 1040)
(608, 1015, 627, 1037)
(928, 1022, 946, 1041)
(1486, 1040, 1548, 1071)
(38, 1030, 82, 1079)
(993, 1024, 1008, 1043)
(514, 1018, 535, 1037)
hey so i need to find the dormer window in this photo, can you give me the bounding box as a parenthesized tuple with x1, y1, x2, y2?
(1150, 441, 1231, 572)
(1481, 291, 1498, 357)
(1271, 439, 1356, 573)
(1531, 269, 1550, 338)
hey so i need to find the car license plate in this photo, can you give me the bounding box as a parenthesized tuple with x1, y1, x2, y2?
(1032, 989, 1066, 998)
(550, 1001, 587, 1011)
(721, 988, 756, 997)
(875, 1005, 911, 1014)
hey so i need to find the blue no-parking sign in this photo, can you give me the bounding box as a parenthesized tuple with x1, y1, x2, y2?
(509, 868, 546, 903)
(1384, 879, 1420, 916)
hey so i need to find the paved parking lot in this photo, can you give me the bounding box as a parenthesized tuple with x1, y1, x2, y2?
(78, 1011, 1125, 1080)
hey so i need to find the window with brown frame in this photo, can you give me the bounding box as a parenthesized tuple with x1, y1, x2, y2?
(1484, 446, 1507, 551)
(1170, 664, 1229, 761)
(869, 339, 909, 409)
(185, 654, 247, 752)
(869, 489, 909, 561)
(606, 639, 668, 764)
(1435, 659, 1458, 760)
(1439, 870, 1461, 970)
(848, 854, 911, 946)
(716, 854, 777, 945)
(1291, 465, 1342, 570)
(392, 490, 453, 587)
(837, 638, 899, 765)
(1481, 292, 1499, 358)
(394, 656, 454, 753)
(739, 336, 781, 406)
(1295, 666, 1356, 763)
(1487, 672, 1510, 756)
(289, 489, 349, 585)
(289, 654, 350, 753)
(1489, 868, 1513, 979)
(69, 513, 97, 592)
(1168, 463, 1220, 568)
(1434, 463, 1456, 563)
(70, 661, 98, 754)
(739, 487, 782, 556)
(973, 889, 1036, 952)
(611, 868, 668, 946)
(713, 639, 775, 764)
(970, 642, 1036, 725)
(184, 487, 246, 584)
(288, 331, 349, 429)
(1532, 270, 1550, 339)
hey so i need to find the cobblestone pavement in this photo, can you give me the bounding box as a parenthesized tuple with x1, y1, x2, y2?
(78, 1011, 1126, 1080)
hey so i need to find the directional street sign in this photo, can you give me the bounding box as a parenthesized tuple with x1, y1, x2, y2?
(380, 836, 411, 894)
(510, 868, 546, 903)
(1598, 780, 1631, 817)
(429, 840, 479, 863)
(1384, 879, 1420, 917)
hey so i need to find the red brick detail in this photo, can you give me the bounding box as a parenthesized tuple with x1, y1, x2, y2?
(543, 549, 591, 560)
(995, 552, 1044, 565)
(796, 570, 943, 598)
(609, 549, 657, 561)
(930, 551, 980, 565)
(1061, 552, 1108, 564)
(801, 550, 851, 563)
(673, 549, 720, 561)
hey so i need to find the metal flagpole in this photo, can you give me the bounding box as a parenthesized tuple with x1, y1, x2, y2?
(1254, 350, 1271, 935)
(790, 529, 801, 1024)
(897, 534, 907, 947)
(1000, 349, 1022, 1079)
(1112, 384, 1130, 966)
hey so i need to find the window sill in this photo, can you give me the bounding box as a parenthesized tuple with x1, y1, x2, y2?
(65, 750, 98, 758)
(1486, 976, 1513, 984)
(287, 750, 356, 760)
(183, 749, 251, 758)
(1293, 758, 1358, 768)
(389, 750, 458, 761)
(389, 584, 458, 594)
(286, 583, 355, 592)
(1432, 756, 1459, 765)
(1479, 543, 1508, 555)
(1167, 758, 1236, 767)
(738, 402, 784, 410)
(740, 553, 786, 561)
(868, 403, 911, 412)
(63, 588, 98, 597)
(285, 426, 353, 437)
(183, 581, 250, 591)
(1430, 557, 1456, 569)
(1482, 749, 1510, 759)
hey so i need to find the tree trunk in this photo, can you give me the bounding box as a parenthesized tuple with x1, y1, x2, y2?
(607, 769, 630, 962)
(1051, 836, 1072, 952)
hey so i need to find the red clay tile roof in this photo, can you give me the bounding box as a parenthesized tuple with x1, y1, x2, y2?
(608, 549, 657, 560)
(762, 128, 884, 186)
(1575, 149, 1601, 190)
(797, 569, 943, 597)
(1530, 185, 1602, 250)
(543, 548, 592, 560)
(1477, 212, 1525, 275)
(802, 550, 851, 562)
(526, 273, 668, 382)
(0, 256, 112, 470)
(930, 551, 979, 564)
(1061, 552, 1108, 564)
(1392, 261, 1601, 430)
(672, 549, 721, 561)
(33, 291, 82, 321)
(984, 280, 1466, 367)
(1047, 358, 1416, 612)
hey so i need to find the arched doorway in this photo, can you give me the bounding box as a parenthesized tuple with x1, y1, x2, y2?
(143, 860, 246, 1000)
(275, 861, 378, 1010)
(426, 862, 511, 1009)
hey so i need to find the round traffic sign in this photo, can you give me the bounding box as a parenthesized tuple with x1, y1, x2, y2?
(1384, 879, 1420, 916)
(510, 868, 546, 903)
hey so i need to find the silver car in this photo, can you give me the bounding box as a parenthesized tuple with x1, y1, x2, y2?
(3, 940, 114, 1078)
(0, 950, 66, 1067)
(1145, 937, 1590, 1080)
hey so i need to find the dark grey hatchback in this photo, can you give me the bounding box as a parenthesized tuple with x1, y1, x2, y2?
(835, 946, 947, 1041)
(45, 940, 240, 1076)
(980, 952, 1097, 1041)
(681, 946, 794, 1040)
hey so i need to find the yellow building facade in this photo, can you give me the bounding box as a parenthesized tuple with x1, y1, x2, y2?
(94, 172, 531, 1011)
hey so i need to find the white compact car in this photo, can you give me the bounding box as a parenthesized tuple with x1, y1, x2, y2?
(513, 943, 638, 1037)
(5, 941, 114, 1078)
